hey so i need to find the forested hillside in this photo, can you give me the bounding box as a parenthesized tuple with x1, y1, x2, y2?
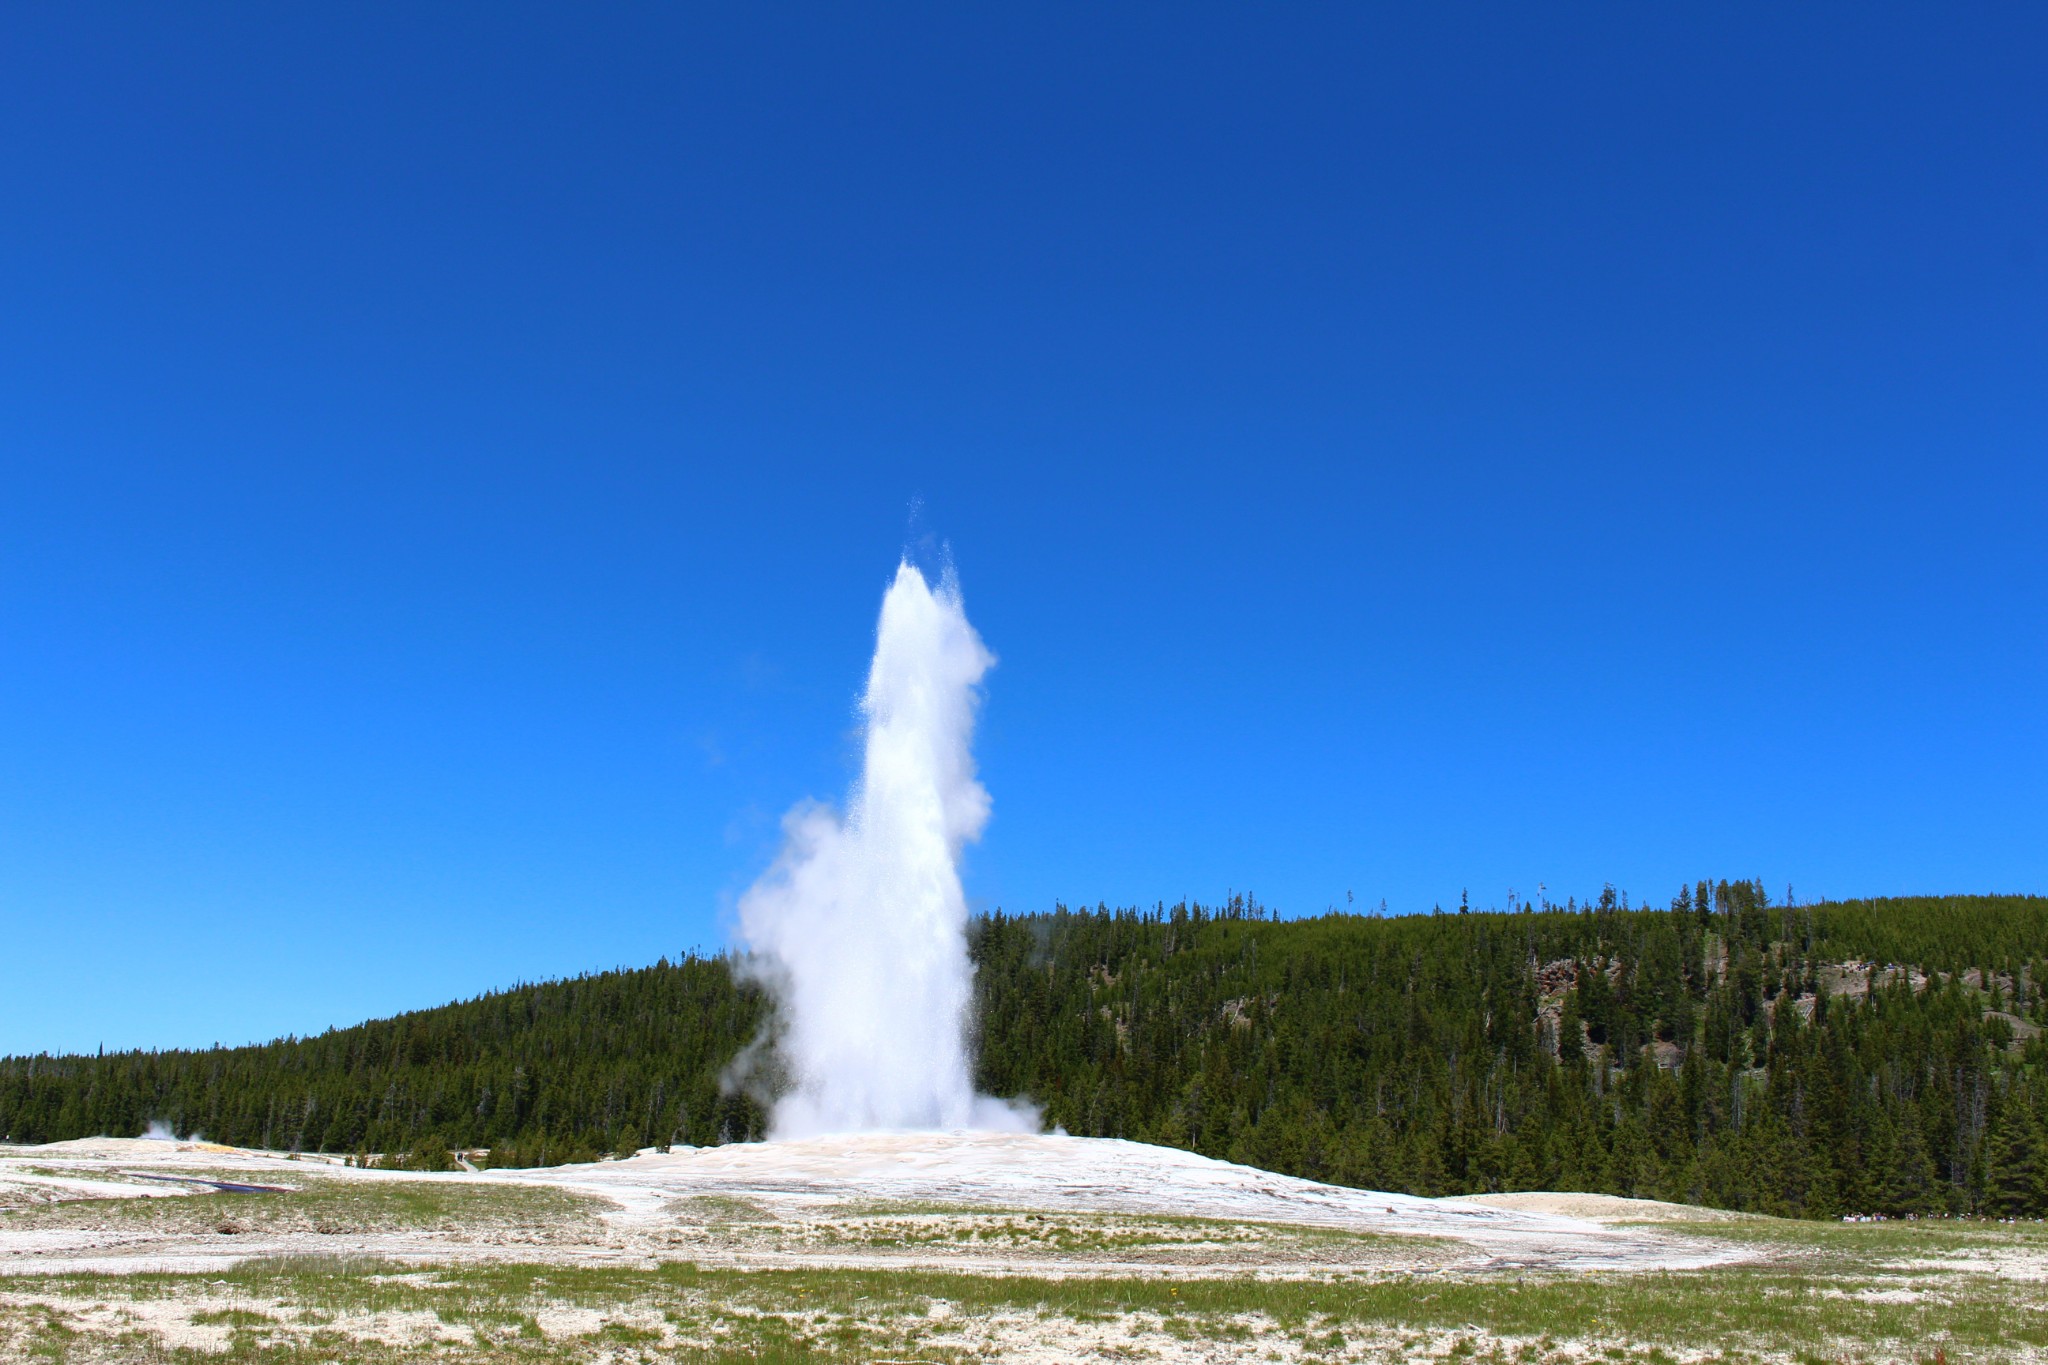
(6, 885, 2047, 1219)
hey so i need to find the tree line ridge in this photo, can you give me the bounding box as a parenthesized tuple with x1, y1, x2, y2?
(5, 885, 2046, 1218)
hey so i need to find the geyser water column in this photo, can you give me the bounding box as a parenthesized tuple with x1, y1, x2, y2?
(735, 561, 1035, 1137)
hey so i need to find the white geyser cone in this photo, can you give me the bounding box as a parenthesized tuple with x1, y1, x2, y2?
(736, 561, 1035, 1138)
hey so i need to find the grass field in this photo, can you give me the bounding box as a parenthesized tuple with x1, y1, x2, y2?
(1, 1216, 2042, 1363)
(5, 1139, 2043, 1362)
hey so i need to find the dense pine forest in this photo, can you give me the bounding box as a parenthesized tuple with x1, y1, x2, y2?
(5, 885, 2047, 1220)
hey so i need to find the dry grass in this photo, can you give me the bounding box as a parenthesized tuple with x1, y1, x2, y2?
(2, 1217, 2044, 1363)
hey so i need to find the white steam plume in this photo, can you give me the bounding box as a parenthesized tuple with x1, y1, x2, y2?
(734, 561, 1036, 1138)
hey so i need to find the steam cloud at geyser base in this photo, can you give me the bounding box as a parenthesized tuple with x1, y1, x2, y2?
(730, 561, 1039, 1138)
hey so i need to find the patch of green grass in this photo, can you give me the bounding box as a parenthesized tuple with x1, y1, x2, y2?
(18, 1164, 127, 1182)
(0, 1170, 606, 1239)
(1640, 1213, 2048, 1273)
(190, 1306, 277, 1326)
(664, 1193, 771, 1223)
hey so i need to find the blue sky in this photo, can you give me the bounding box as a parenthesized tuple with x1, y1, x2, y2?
(1, 5, 2042, 1056)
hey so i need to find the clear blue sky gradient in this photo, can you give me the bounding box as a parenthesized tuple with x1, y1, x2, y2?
(1, 6, 2042, 1055)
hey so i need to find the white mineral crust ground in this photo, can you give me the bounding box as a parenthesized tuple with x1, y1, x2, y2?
(510, 1131, 1737, 1271)
(0, 1131, 1745, 1276)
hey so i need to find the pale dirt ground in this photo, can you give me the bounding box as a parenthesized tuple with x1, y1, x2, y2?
(1447, 1191, 1751, 1223)
(0, 1131, 1739, 1278)
(4, 1135, 2043, 1362)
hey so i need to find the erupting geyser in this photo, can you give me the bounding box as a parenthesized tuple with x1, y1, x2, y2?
(734, 561, 1036, 1138)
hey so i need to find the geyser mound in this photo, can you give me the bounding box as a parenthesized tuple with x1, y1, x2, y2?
(733, 561, 1034, 1138)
